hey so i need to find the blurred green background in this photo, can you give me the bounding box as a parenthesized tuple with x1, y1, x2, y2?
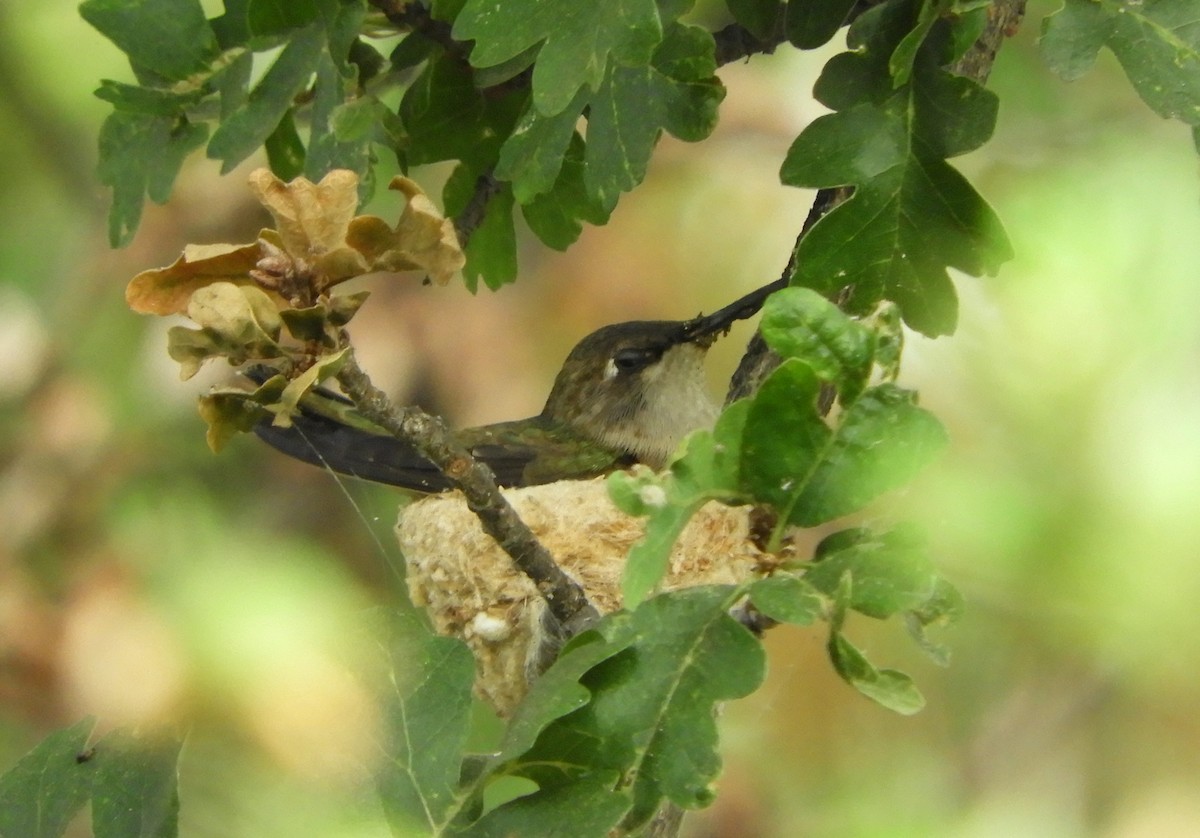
(2, 2, 1199, 836)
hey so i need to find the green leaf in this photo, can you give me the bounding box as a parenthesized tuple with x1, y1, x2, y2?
(521, 136, 613, 250)
(828, 631, 925, 714)
(498, 22, 723, 212)
(947, 4, 990, 62)
(609, 400, 749, 608)
(264, 109, 306, 180)
(389, 32, 437, 70)
(331, 96, 387, 143)
(786, 0, 856, 49)
(781, 1, 1011, 336)
(742, 361, 948, 526)
(585, 23, 725, 211)
(795, 384, 947, 524)
(496, 91, 588, 203)
(492, 632, 636, 767)
(658, 0, 700, 20)
(828, 566, 852, 633)
(1041, 0, 1200, 127)
(306, 45, 374, 192)
(375, 611, 476, 835)
(462, 183, 519, 292)
(98, 111, 209, 247)
(398, 52, 526, 169)
(904, 576, 964, 665)
(911, 574, 964, 627)
(1039, 0, 1113, 79)
(739, 359, 828, 517)
(782, 101, 1007, 334)
(305, 4, 370, 179)
(474, 44, 541, 88)
(247, 0, 329, 38)
(80, 0, 219, 82)
(512, 588, 765, 829)
(616, 476, 701, 608)
(889, 0, 942, 87)
(463, 777, 630, 838)
(455, 638, 639, 835)
(728, 0, 783, 40)
(747, 574, 823, 625)
(100, 112, 209, 189)
(212, 0, 253, 47)
(454, 0, 664, 117)
(217, 50, 253, 117)
(759, 287, 874, 401)
(94, 80, 205, 116)
(432, 0, 469, 22)
(804, 527, 938, 619)
(611, 589, 765, 820)
(207, 22, 326, 173)
(90, 729, 182, 838)
(0, 717, 96, 838)
(813, 526, 874, 560)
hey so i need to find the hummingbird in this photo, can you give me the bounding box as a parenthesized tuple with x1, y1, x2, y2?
(252, 280, 784, 491)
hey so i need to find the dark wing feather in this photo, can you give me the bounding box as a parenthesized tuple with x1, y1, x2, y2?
(253, 409, 545, 491)
(254, 412, 458, 491)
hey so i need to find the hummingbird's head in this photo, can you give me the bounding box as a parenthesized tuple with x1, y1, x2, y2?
(541, 320, 719, 469)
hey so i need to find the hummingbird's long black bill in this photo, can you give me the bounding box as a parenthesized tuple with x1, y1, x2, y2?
(679, 277, 787, 344)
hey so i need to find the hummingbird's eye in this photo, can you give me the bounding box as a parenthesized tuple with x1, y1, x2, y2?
(612, 347, 661, 373)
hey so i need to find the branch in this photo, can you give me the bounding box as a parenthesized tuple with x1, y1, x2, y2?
(950, 0, 1027, 83)
(453, 170, 502, 250)
(334, 349, 601, 637)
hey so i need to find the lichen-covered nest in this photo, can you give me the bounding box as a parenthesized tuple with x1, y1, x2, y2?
(397, 477, 765, 715)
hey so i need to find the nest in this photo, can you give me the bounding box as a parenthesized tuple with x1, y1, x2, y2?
(397, 477, 765, 715)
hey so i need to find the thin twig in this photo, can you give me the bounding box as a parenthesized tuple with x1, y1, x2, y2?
(335, 348, 600, 635)
(453, 171, 502, 250)
(726, 186, 853, 402)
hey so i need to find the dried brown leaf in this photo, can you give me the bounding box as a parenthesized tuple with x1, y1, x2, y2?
(199, 375, 288, 452)
(186, 282, 282, 342)
(126, 241, 263, 316)
(346, 176, 464, 285)
(166, 282, 285, 379)
(247, 168, 359, 260)
(199, 391, 268, 452)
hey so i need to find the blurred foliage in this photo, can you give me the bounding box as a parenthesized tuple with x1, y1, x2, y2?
(0, 0, 1198, 836)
